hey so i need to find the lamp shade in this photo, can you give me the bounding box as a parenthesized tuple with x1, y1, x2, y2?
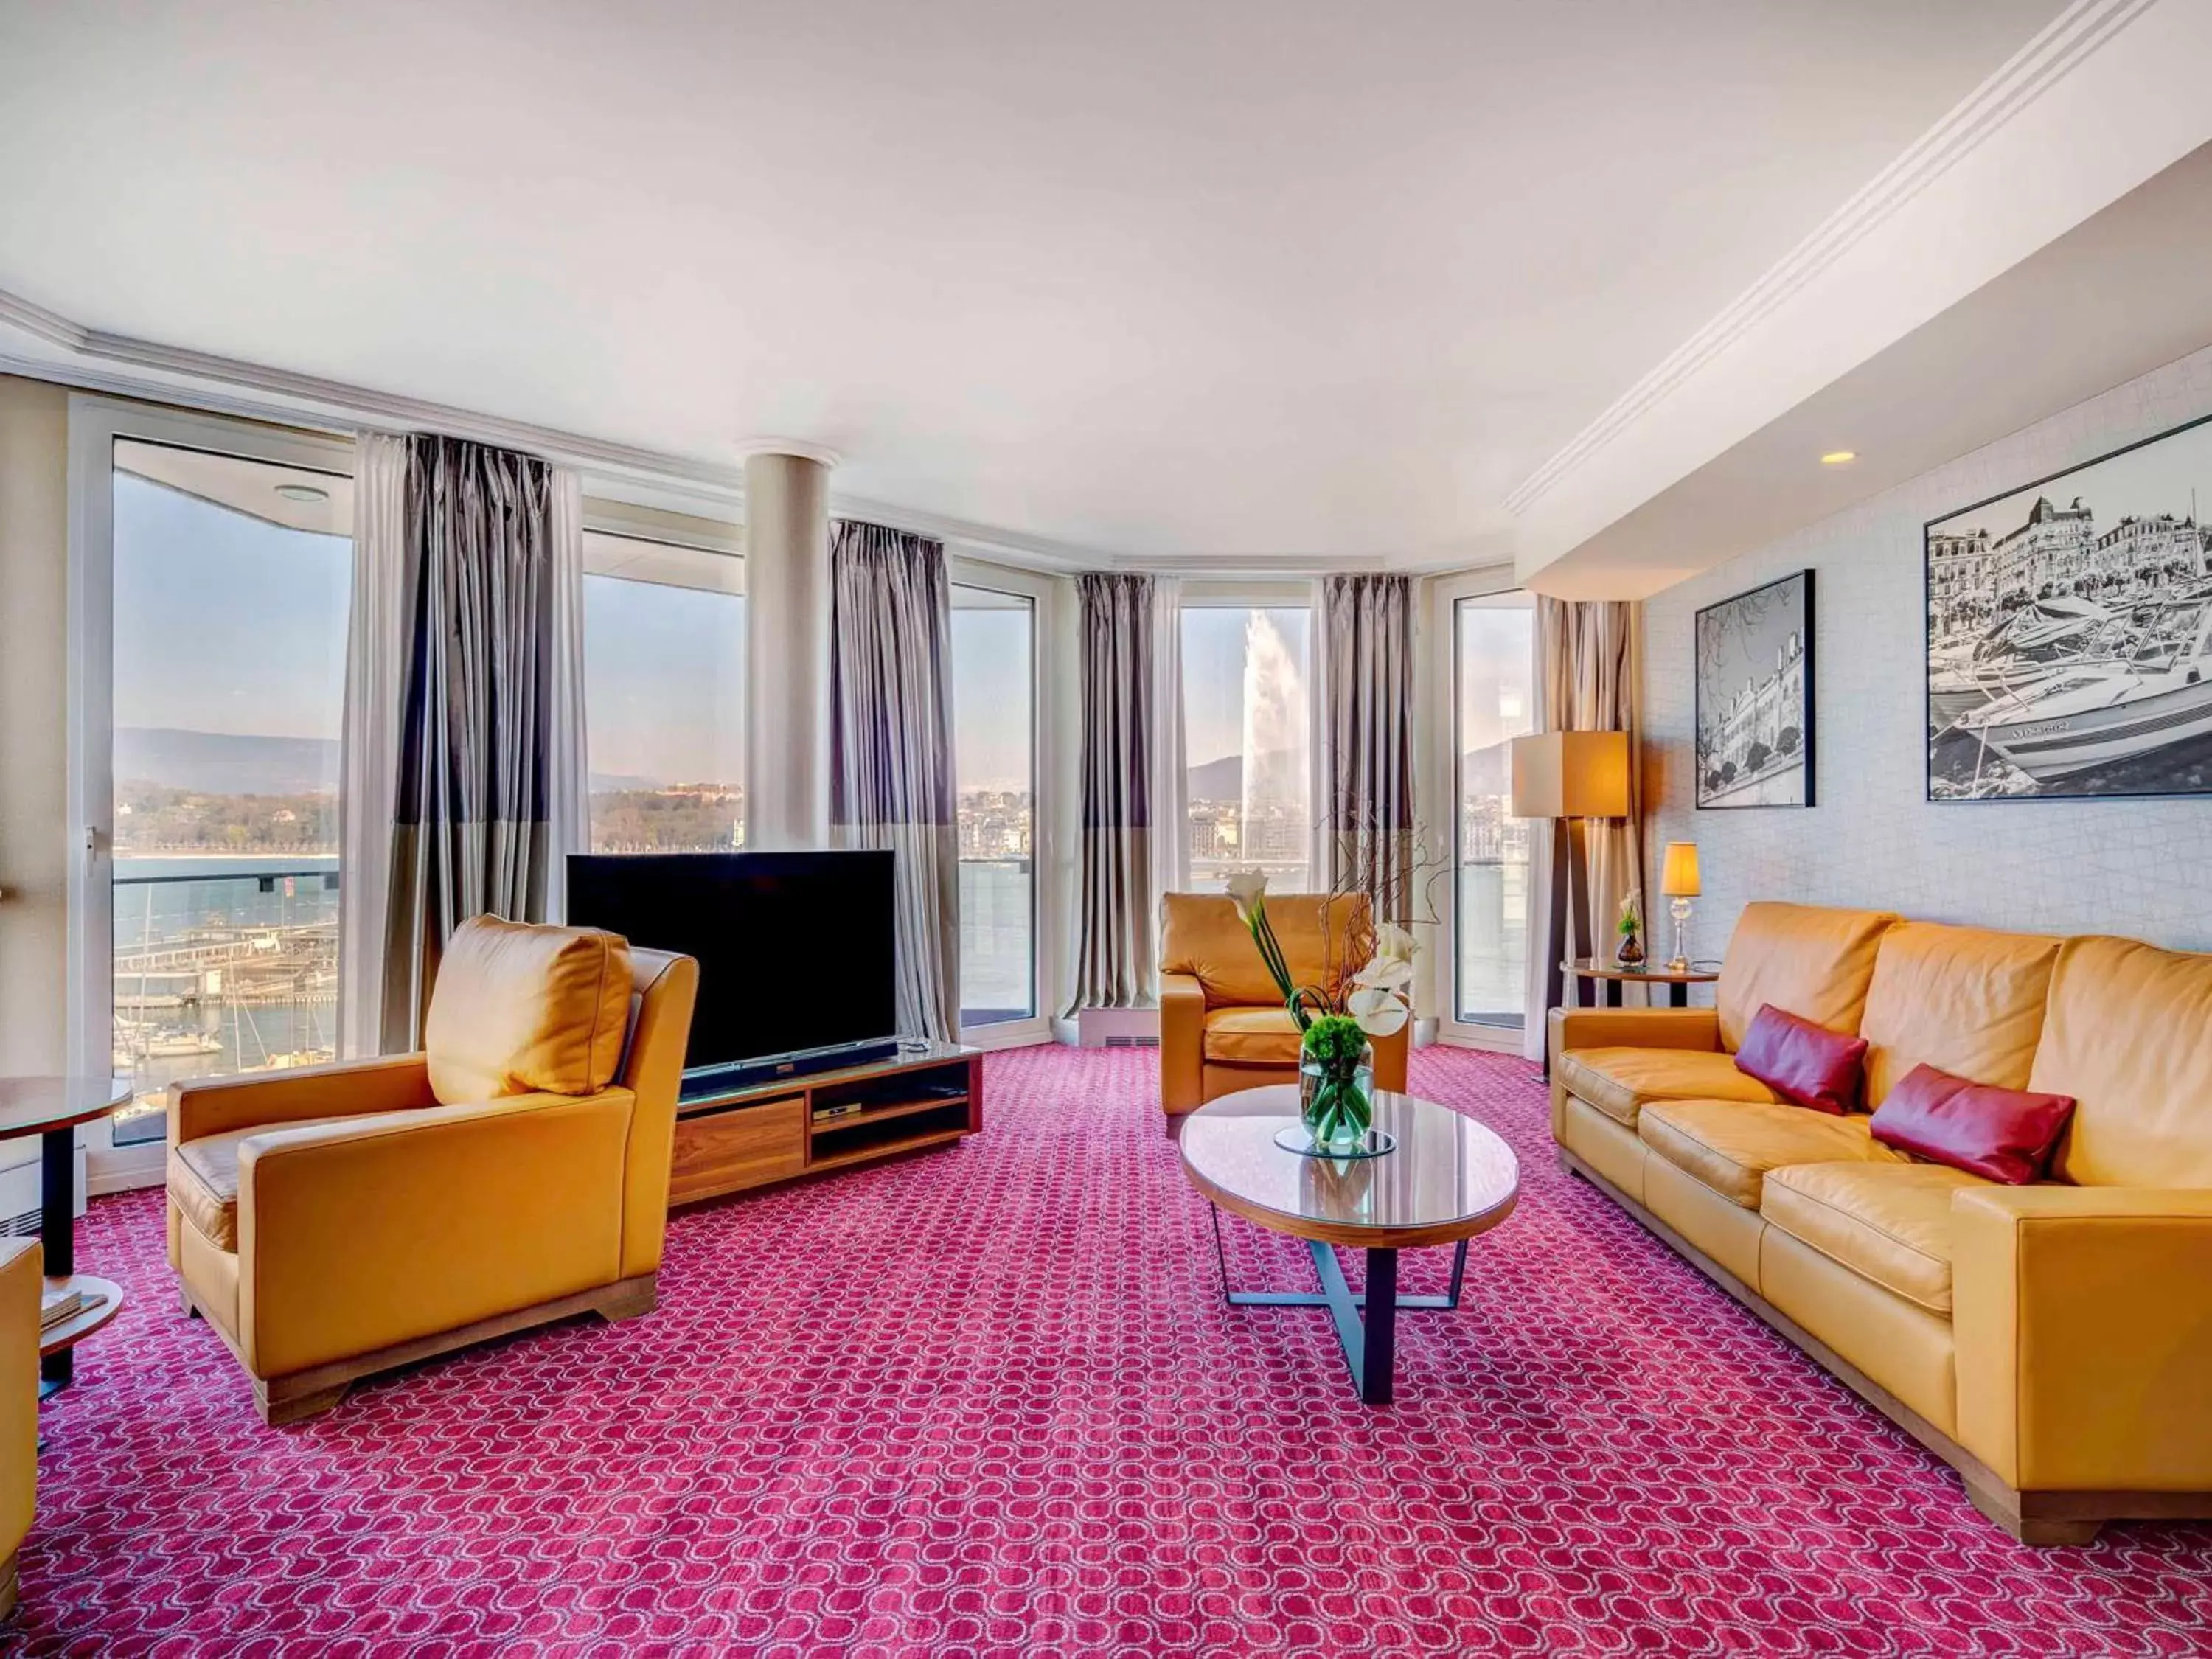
(1509, 731, 1630, 819)
(1660, 841, 1701, 897)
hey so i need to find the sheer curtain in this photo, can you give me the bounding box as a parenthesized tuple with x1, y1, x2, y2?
(829, 520, 961, 1042)
(1526, 596, 1645, 1054)
(336, 432, 408, 1057)
(380, 434, 563, 1051)
(544, 467, 590, 922)
(1066, 572, 1156, 1010)
(1147, 575, 1186, 981)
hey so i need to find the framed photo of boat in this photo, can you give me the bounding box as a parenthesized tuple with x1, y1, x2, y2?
(1926, 411, 2212, 802)
(1695, 569, 1815, 809)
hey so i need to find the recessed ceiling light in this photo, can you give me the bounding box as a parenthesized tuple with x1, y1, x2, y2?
(274, 483, 330, 503)
(1820, 450, 1857, 467)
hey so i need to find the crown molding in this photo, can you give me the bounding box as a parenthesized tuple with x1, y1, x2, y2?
(1503, 0, 2162, 520)
(0, 288, 1521, 585)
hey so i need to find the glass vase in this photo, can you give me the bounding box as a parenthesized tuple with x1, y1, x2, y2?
(1298, 1040, 1376, 1154)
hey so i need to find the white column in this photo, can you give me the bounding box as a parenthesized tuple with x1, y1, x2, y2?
(742, 450, 833, 850)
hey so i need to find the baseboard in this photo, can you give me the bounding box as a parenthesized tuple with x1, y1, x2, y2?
(1556, 1143, 2212, 1546)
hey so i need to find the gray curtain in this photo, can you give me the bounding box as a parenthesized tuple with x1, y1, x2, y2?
(830, 520, 961, 1043)
(382, 434, 557, 1051)
(1067, 572, 1156, 1012)
(1529, 596, 1644, 1039)
(1316, 573, 1415, 924)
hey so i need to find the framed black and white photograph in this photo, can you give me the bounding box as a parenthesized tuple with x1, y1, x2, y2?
(1695, 570, 1815, 809)
(1926, 413, 2212, 802)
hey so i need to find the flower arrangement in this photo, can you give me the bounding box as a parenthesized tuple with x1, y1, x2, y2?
(1615, 890, 1646, 967)
(1225, 870, 1416, 1149)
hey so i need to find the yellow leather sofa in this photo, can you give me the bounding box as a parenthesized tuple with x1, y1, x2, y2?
(0, 1239, 36, 1620)
(1160, 892, 1410, 1119)
(168, 917, 698, 1424)
(1552, 899, 2212, 1544)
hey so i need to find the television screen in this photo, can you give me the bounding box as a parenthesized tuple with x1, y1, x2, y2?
(566, 851, 898, 1073)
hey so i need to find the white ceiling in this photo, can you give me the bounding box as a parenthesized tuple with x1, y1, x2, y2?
(0, 0, 2150, 573)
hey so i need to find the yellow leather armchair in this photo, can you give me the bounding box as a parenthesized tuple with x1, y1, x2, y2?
(168, 919, 698, 1424)
(1158, 891, 1410, 1119)
(0, 1239, 37, 1621)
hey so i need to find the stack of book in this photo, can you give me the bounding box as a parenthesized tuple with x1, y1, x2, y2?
(40, 1281, 83, 1332)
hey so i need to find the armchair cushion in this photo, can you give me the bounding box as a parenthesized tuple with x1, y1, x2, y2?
(1202, 1006, 1301, 1066)
(425, 916, 634, 1105)
(1556, 1046, 1776, 1130)
(169, 1114, 405, 1250)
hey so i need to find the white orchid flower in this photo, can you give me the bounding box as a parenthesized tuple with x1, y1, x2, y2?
(1349, 983, 1410, 1037)
(1225, 869, 1269, 925)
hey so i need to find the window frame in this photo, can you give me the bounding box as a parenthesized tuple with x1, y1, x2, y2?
(66, 396, 358, 1183)
(947, 557, 1060, 1050)
(1426, 566, 1533, 1054)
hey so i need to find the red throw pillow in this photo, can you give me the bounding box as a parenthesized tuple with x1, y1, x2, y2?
(1869, 1063, 2076, 1185)
(1733, 1004, 1867, 1116)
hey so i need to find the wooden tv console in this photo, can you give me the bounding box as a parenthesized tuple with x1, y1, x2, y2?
(667, 1040, 983, 1208)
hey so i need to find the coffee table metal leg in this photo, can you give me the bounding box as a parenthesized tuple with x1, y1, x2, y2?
(1361, 1248, 1398, 1405)
(41, 1125, 72, 1396)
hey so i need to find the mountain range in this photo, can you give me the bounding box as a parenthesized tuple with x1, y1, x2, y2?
(1186, 740, 1513, 803)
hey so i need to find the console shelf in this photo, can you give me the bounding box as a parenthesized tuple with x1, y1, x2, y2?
(667, 1042, 982, 1208)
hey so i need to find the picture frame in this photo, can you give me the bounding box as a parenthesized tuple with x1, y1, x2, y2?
(1924, 411, 2212, 803)
(1694, 569, 1815, 810)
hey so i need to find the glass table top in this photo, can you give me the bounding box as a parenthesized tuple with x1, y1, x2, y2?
(1179, 1085, 1520, 1245)
(0, 1076, 133, 1139)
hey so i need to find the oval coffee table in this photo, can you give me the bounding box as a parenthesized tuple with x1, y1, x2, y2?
(1180, 1084, 1519, 1405)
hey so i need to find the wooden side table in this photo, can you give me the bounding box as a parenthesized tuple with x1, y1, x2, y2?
(1562, 959, 1719, 1009)
(0, 1077, 131, 1396)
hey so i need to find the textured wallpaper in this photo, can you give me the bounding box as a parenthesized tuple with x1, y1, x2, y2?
(1644, 341, 2212, 970)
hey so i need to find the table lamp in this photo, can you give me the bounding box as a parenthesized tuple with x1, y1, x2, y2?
(1510, 731, 1630, 968)
(1661, 841, 1700, 971)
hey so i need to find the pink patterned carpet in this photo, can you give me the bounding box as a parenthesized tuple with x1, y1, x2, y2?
(17, 1046, 2212, 1653)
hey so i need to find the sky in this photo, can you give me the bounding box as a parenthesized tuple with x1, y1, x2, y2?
(1455, 597, 1534, 755)
(112, 475, 1356, 795)
(114, 473, 350, 740)
(1931, 414, 2212, 541)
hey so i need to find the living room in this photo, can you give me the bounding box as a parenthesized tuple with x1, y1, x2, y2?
(4, 1, 2212, 1650)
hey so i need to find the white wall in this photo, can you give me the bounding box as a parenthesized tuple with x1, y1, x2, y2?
(0, 375, 71, 1071)
(1645, 342, 2212, 961)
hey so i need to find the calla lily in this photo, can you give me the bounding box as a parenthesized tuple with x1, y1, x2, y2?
(1224, 869, 1269, 925)
(1351, 954, 1415, 994)
(1348, 983, 1409, 1038)
(1371, 921, 1418, 966)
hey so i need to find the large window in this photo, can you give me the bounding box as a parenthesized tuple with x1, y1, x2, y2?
(1182, 605, 1312, 891)
(108, 440, 352, 1145)
(1454, 593, 1536, 1026)
(950, 585, 1036, 1026)
(582, 533, 746, 852)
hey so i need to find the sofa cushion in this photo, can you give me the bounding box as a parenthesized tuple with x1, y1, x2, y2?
(1556, 1047, 1776, 1129)
(1869, 1063, 2075, 1185)
(1639, 1099, 1903, 1209)
(1715, 902, 1898, 1053)
(1161, 892, 1364, 1008)
(169, 1116, 378, 1251)
(2030, 934, 2212, 1187)
(1857, 921, 2062, 1107)
(1202, 1006, 1302, 1066)
(425, 916, 635, 1105)
(1762, 1161, 1990, 1315)
(1733, 1004, 1867, 1115)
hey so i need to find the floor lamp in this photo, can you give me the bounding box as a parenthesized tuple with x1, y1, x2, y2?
(1509, 731, 1631, 1012)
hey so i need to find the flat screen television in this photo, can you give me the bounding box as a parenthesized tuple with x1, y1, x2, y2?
(566, 851, 900, 1090)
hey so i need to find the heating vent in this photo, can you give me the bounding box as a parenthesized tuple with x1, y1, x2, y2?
(0, 1209, 38, 1242)
(1102, 1034, 1160, 1048)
